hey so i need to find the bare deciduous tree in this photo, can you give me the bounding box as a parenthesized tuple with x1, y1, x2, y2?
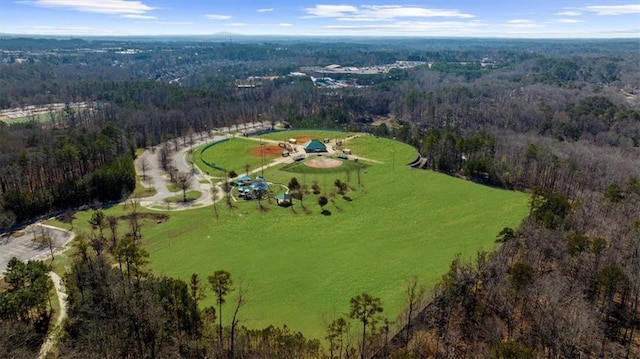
(138, 157, 150, 181)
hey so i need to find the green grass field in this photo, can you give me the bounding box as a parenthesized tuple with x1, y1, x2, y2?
(165, 190, 202, 203)
(145, 133, 529, 340)
(48, 133, 529, 341)
(194, 137, 278, 175)
(0, 112, 53, 124)
(280, 157, 368, 174)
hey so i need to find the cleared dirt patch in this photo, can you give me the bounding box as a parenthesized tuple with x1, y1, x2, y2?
(305, 157, 343, 169)
(295, 136, 316, 143)
(248, 144, 282, 157)
(119, 212, 169, 223)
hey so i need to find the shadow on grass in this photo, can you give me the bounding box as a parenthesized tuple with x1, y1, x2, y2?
(321, 209, 332, 216)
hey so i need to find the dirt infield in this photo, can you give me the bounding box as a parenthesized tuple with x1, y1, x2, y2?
(295, 136, 316, 143)
(248, 144, 283, 157)
(305, 157, 343, 169)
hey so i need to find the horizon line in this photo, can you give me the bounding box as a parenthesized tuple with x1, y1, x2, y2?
(1, 32, 638, 41)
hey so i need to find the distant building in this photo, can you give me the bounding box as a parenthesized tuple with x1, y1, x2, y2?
(324, 64, 341, 70)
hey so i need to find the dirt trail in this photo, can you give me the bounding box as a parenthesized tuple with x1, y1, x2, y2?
(38, 271, 67, 359)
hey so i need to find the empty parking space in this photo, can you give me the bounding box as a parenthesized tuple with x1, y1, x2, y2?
(0, 225, 71, 272)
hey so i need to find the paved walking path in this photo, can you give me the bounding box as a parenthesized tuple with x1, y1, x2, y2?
(134, 129, 381, 211)
(20, 126, 376, 356)
(134, 122, 291, 210)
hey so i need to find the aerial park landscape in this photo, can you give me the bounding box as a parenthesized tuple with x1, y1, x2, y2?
(1, 3, 638, 354)
(35, 127, 528, 342)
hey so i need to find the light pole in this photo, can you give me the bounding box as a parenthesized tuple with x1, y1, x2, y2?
(260, 142, 265, 178)
(392, 137, 396, 170)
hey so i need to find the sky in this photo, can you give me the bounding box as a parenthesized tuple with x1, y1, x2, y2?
(1, 0, 639, 38)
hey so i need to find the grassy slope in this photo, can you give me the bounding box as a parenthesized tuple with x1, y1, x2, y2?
(195, 137, 279, 175)
(143, 135, 529, 340)
(279, 158, 367, 174)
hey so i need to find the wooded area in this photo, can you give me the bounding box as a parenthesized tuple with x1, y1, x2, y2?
(1, 37, 639, 357)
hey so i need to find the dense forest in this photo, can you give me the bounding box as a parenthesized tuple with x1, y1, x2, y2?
(1, 37, 639, 358)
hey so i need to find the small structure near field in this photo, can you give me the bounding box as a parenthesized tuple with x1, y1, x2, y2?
(289, 138, 297, 144)
(235, 176, 269, 201)
(275, 193, 292, 206)
(251, 181, 268, 191)
(303, 139, 328, 153)
(238, 187, 253, 199)
(234, 175, 252, 186)
(282, 150, 290, 157)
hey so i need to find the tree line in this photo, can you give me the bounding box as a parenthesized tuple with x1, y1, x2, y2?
(0, 258, 52, 358)
(0, 119, 136, 229)
(2, 201, 408, 359)
(2, 40, 636, 229)
(1, 37, 638, 357)
(380, 180, 640, 358)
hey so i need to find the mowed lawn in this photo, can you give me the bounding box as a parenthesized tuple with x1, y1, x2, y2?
(193, 137, 277, 175)
(143, 134, 529, 340)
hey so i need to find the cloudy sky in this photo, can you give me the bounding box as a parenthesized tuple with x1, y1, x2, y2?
(1, 0, 639, 37)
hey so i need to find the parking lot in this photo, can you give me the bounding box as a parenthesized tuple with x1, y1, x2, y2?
(0, 224, 72, 273)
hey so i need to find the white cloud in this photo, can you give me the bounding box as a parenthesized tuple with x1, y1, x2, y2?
(154, 21, 193, 26)
(556, 18, 584, 23)
(363, 5, 474, 19)
(27, 0, 154, 15)
(555, 10, 582, 16)
(31, 25, 93, 30)
(506, 19, 542, 28)
(122, 14, 157, 20)
(257, 8, 273, 13)
(585, 5, 640, 15)
(325, 20, 485, 33)
(13, 25, 100, 35)
(306, 5, 358, 17)
(306, 4, 474, 20)
(228, 23, 246, 27)
(279, 23, 293, 27)
(205, 14, 232, 20)
(599, 29, 640, 35)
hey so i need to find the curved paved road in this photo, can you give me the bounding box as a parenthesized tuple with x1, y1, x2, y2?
(133, 125, 382, 211)
(135, 122, 275, 210)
